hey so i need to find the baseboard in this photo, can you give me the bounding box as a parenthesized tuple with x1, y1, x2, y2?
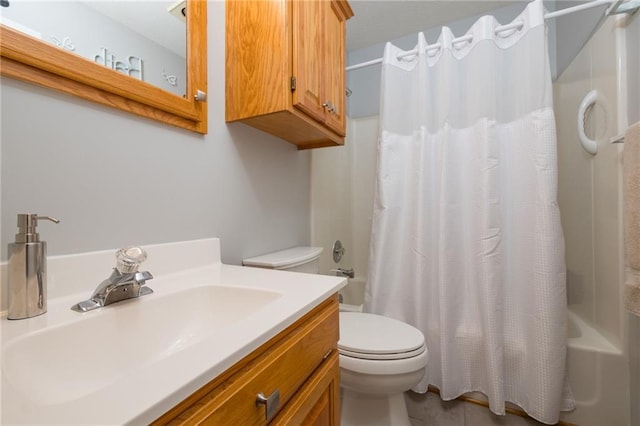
(426, 385, 576, 426)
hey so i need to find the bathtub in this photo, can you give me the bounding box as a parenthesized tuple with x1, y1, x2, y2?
(339, 276, 366, 307)
(560, 310, 630, 426)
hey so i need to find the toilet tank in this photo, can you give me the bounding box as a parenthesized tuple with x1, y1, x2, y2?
(242, 247, 323, 274)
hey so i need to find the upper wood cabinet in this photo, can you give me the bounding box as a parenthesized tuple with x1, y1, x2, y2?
(226, 0, 353, 150)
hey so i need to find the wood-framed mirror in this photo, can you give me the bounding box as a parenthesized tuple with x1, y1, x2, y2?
(0, 0, 207, 134)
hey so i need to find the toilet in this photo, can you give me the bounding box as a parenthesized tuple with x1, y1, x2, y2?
(243, 246, 428, 426)
(338, 312, 428, 426)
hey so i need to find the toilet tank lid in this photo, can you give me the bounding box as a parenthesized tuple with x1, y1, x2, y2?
(242, 246, 323, 269)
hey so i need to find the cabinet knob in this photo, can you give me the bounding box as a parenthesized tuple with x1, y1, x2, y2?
(194, 90, 207, 102)
(256, 389, 280, 422)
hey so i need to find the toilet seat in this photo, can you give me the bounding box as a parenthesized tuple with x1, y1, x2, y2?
(339, 312, 426, 361)
(339, 345, 426, 360)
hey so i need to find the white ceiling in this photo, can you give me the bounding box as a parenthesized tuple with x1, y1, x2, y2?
(347, 0, 526, 51)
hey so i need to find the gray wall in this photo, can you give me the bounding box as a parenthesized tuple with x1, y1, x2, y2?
(554, 1, 611, 76)
(0, 1, 311, 266)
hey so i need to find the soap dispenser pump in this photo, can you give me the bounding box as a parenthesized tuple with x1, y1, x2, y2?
(7, 214, 60, 320)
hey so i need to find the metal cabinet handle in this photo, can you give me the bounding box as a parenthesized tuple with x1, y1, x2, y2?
(194, 90, 207, 102)
(256, 389, 280, 422)
(322, 101, 337, 114)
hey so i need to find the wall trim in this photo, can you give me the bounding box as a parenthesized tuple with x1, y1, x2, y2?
(427, 385, 577, 426)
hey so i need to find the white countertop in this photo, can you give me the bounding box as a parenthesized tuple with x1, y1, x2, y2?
(0, 238, 346, 425)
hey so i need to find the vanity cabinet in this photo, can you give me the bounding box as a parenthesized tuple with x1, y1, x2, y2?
(225, 0, 353, 150)
(153, 295, 340, 425)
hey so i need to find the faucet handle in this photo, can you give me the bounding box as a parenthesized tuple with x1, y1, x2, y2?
(115, 246, 148, 273)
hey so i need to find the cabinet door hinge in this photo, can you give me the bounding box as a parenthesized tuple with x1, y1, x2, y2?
(290, 76, 296, 92)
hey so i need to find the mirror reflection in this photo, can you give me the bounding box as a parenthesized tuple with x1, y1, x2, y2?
(0, 0, 186, 96)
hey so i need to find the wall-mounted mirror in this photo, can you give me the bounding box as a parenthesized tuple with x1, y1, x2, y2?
(0, 0, 207, 134)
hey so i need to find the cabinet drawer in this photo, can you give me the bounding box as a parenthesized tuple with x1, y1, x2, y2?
(272, 351, 340, 426)
(158, 298, 339, 425)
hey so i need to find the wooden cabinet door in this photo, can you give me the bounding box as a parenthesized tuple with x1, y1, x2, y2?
(271, 351, 340, 426)
(292, 0, 326, 123)
(323, 0, 346, 136)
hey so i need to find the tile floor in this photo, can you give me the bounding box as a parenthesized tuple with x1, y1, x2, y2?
(405, 392, 548, 426)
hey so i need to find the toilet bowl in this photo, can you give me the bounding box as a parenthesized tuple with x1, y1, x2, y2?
(243, 247, 428, 426)
(339, 312, 428, 426)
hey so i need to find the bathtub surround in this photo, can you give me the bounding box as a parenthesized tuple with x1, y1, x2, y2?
(627, 13, 640, 426)
(624, 122, 640, 315)
(310, 117, 377, 281)
(553, 11, 634, 425)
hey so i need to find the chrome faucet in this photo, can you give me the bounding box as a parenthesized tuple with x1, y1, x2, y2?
(331, 267, 355, 279)
(71, 247, 153, 313)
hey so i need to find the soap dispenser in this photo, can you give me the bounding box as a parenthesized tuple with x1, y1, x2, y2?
(7, 214, 60, 320)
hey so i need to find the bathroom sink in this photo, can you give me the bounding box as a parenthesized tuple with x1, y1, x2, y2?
(2, 285, 281, 406)
(1, 238, 345, 425)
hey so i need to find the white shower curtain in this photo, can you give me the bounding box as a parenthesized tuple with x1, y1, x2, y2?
(364, 1, 574, 424)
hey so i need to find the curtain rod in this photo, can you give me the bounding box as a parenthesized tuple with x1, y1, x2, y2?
(346, 0, 619, 72)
